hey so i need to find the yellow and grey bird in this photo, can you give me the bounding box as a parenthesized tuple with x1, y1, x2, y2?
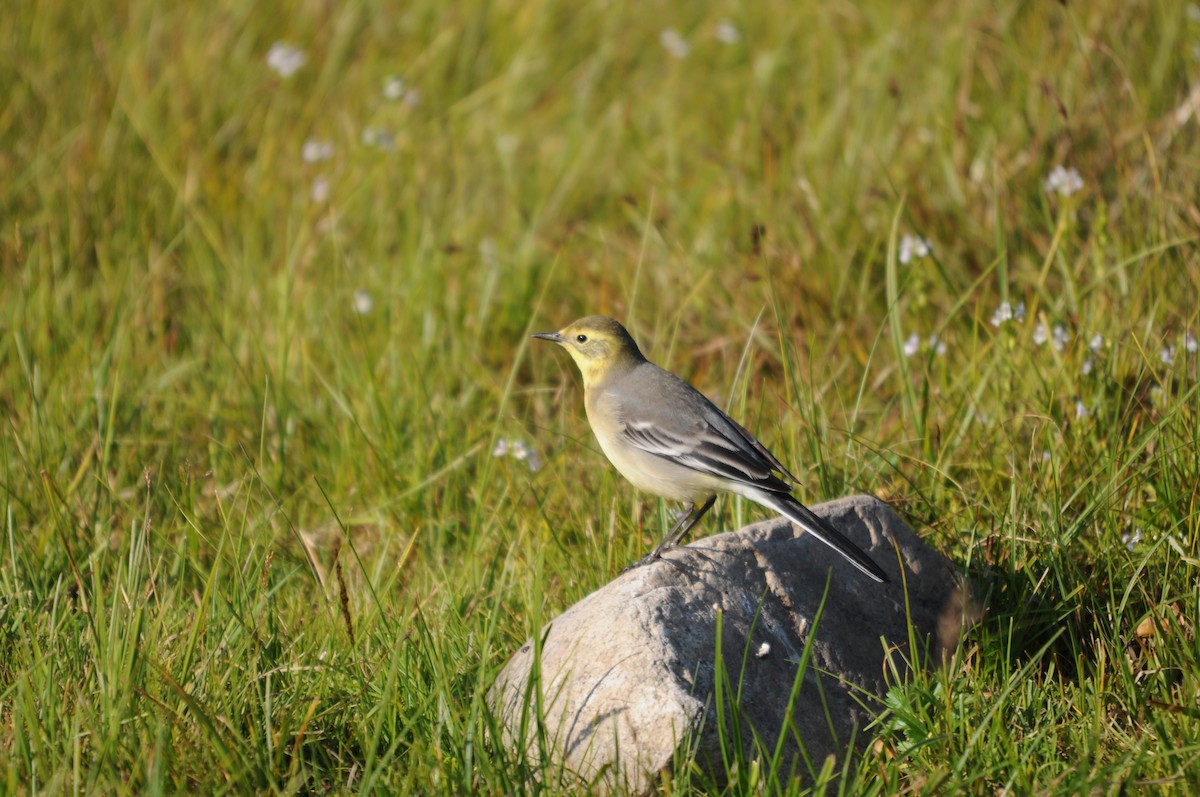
(533, 315, 888, 583)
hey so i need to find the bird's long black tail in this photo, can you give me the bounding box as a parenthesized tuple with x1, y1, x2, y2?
(754, 492, 889, 583)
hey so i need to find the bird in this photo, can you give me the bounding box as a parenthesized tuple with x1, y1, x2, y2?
(532, 315, 888, 583)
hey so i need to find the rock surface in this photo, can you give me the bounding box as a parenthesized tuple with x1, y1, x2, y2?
(490, 495, 966, 795)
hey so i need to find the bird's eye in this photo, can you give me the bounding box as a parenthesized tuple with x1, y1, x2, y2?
(576, 334, 588, 343)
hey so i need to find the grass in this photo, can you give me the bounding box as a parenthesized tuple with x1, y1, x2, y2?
(2, 0, 1199, 792)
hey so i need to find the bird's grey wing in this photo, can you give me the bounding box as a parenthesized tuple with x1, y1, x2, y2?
(701, 404, 799, 484)
(616, 366, 794, 492)
(614, 362, 801, 492)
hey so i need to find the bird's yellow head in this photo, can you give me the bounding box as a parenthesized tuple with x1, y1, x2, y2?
(532, 315, 645, 386)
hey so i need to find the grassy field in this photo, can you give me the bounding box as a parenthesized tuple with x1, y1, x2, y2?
(3, 0, 1199, 793)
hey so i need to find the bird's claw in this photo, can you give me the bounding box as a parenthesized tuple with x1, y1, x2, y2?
(621, 550, 664, 573)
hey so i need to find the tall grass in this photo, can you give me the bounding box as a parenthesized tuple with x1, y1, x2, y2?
(3, 0, 1198, 793)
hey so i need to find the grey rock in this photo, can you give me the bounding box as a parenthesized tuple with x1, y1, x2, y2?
(490, 495, 968, 795)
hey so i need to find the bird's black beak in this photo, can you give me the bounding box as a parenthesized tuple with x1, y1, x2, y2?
(531, 331, 564, 343)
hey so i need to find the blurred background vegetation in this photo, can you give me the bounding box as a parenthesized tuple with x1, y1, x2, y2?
(2, 0, 1198, 793)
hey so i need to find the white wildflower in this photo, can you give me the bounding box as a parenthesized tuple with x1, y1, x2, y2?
(378, 74, 420, 106)
(302, 139, 334, 163)
(1044, 164, 1084, 197)
(352, 289, 373, 315)
(903, 333, 920, 358)
(1074, 398, 1090, 419)
(511, 441, 541, 472)
(1052, 324, 1069, 352)
(492, 438, 541, 472)
(310, 175, 330, 203)
(1122, 528, 1143, 552)
(383, 75, 406, 100)
(990, 300, 1024, 327)
(929, 334, 946, 356)
(267, 42, 306, 78)
(1035, 321, 1069, 353)
(1081, 357, 1094, 376)
(1185, 331, 1197, 353)
(715, 19, 741, 44)
(1160, 345, 1176, 365)
(660, 28, 690, 59)
(898, 234, 931, 265)
(1088, 333, 1104, 351)
(361, 127, 395, 150)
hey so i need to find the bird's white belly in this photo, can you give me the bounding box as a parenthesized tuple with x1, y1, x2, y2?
(592, 429, 723, 503)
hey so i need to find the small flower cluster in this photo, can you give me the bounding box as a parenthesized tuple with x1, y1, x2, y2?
(309, 176, 330, 203)
(270, 43, 434, 214)
(267, 42, 306, 78)
(266, 46, 427, 318)
(1032, 321, 1070, 352)
(302, 139, 334, 163)
(1160, 331, 1198, 365)
(269, 43, 416, 157)
(296, 137, 335, 204)
(660, 29, 690, 59)
(661, 21, 742, 59)
(361, 127, 396, 150)
(898, 234, 932, 265)
(352, 290, 373, 315)
(990, 300, 1026, 328)
(359, 76, 418, 151)
(493, 438, 542, 472)
(715, 19, 740, 44)
(903, 333, 946, 358)
(1121, 528, 1143, 552)
(1044, 165, 1084, 197)
(382, 74, 421, 106)
(1081, 333, 1104, 375)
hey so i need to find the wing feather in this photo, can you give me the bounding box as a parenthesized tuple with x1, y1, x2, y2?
(623, 417, 793, 493)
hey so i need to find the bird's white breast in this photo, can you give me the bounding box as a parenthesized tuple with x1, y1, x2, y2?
(586, 389, 724, 502)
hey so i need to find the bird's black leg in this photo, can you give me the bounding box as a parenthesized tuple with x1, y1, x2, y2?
(650, 495, 716, 559)
(622, 496, 718, 573)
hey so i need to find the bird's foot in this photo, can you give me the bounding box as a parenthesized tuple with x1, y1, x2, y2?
(621, 550, 666, 573)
